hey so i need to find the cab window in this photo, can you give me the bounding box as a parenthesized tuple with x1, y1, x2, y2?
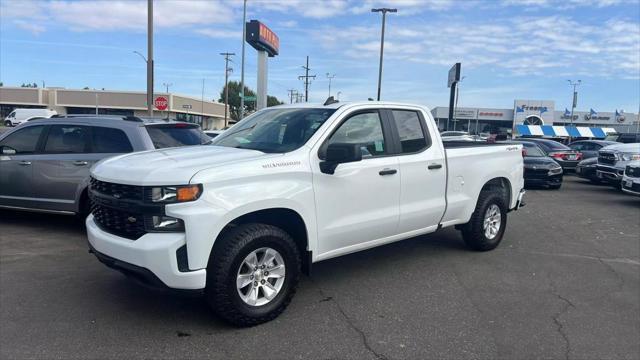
(0, 125, 45, 154)
(327, 111, 386, 158)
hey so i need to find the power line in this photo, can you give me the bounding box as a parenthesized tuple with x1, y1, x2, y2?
(298, 56, 316, 102)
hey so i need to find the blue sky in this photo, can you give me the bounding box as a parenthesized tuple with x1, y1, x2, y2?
(1, 0, 639, 112)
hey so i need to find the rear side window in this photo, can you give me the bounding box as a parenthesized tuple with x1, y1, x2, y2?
(44, 125, 89, 153)
(391, 110, 428, 153)
(145, 124, 210, 149)
(0, 125, 44, 154)
(91, 127, 133, 153)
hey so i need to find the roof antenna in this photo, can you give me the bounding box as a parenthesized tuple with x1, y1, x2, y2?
(324, 96, 338, 106)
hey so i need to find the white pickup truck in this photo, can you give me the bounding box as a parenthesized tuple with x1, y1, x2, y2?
(87, 101, 525, 326)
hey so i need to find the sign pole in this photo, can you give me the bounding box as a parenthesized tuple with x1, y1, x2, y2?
(257, 50, 268, 110)
(447, 63, 461, 132)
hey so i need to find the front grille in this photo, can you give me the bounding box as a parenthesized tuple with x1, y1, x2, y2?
(524, 168, 551, 180)
(623, 180, 640, 192)
(626, 166, 640, 178)
(90, 177, 144, 201)
(92, 203, 147, 240)
(598, 152, 617, 166)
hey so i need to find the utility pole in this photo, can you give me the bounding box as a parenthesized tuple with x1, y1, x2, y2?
(146, 0, 154, 116)
(372, 8, 397, 101)
(287, 89, 297, 104)
(567, 80, 581, 127)
(298, 56, 316, 102)
(162, 82, 172, 120)
(326, 73, 336, 97)
(240, 0, 247, 120)
(201, 78, 205, 127)
(220, 52, 235, 127)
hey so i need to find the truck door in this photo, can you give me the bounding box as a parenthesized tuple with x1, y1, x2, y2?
(388, 109, 447, 233)
(311, 109, 400, 257)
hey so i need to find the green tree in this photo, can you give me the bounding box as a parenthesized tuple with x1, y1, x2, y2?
(267, 95, 284, 107)
(219, 81, 256, 121)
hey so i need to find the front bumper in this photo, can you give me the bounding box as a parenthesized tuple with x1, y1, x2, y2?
(621, 176, 640, 196)
(596, 165, 624, 184)
(86, 214, 206, 290)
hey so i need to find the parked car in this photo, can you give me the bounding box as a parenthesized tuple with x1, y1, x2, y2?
(0, 116, 210, 215)
(87, 101, 526, 326)
(516, 141, 563, 189)
(605, 133, 640, 144)
(4, 108, 57, 127)
(204, 130, 224, 139)
(621, 161, 640, 196)
(518, 138, 582, 171)
(569, 140, 617, 159)
(596, 143, 640, 188)
(440, 131, 478, 141)
(575, 157, 603, 184)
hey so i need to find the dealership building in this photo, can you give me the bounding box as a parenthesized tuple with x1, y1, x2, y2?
(0, 86, 227, 130)
(431, 99, 639, 136)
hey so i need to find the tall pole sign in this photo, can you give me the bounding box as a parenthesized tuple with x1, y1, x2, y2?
(246, 20, 279, 111)
(147, 0, 154, 117)
(447, 63, 461, 131)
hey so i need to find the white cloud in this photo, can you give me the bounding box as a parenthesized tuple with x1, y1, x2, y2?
(314, 15, 640, 79)
(278, 20, 299, 28)
(13, 20, 46, 35)
(195, 28, 241, 39)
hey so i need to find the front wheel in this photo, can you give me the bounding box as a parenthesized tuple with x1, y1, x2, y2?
(461, 191, 507, 251)
(4, 120, 12, 127)
(205, 223, 301, 327)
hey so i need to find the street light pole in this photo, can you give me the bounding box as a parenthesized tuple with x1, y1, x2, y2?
(371, 8, 397, 101)
(240, 0, 247, 120)
(326, 73, 335, 97)
(147, 0, 154, 117)
(567, 79, 581, 127)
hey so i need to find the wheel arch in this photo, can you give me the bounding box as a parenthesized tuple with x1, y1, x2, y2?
(213, 207, 312, 275)
(480, 176, 512, 206)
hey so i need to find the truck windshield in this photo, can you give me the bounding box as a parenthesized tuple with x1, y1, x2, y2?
(213, 108, 336, 153)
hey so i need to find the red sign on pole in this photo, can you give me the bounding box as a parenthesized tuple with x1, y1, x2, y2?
(154, 96, 168, 111)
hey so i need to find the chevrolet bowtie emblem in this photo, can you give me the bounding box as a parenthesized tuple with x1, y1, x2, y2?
(127, 216, 137, 223)
(113, 193, 122, 199)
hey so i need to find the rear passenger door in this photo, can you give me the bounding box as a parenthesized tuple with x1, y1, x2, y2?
(34, 125, 134, 212)
(388, 109, 447, 234)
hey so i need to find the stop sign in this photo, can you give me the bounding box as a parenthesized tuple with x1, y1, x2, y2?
(154, 96, 168, 111)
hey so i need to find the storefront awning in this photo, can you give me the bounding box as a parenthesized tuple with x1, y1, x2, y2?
(515, 125, 617, 138)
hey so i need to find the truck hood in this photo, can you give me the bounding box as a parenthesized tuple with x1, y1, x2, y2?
(91, 145, 273, 185)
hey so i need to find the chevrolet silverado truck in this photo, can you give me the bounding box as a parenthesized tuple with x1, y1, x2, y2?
(596, 143, 640, 188)
(86, 101, 525, 326)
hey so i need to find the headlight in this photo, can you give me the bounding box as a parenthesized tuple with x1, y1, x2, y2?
(149, 184, 202, 203)
(548, 167, 563, 175)
(620, 153, 640, 161)
(147, 215, 184, 232)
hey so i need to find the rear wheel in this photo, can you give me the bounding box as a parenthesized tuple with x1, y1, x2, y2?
(461, 191, 507, 251)
(205, 223, 300, 327)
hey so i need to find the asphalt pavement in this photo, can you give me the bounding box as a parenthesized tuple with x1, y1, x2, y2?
(1, 177, 639, 359)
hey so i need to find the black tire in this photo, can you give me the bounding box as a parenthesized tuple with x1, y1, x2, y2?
(549, 183, 562, 190)
(4, 120, 12, 127)
(205, 223, 301, 327)
(461, 191, 507, 251)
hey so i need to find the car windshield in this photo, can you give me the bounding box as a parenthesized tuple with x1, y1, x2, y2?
(146, 124, 211, 149)
(212, 108, 336, 153)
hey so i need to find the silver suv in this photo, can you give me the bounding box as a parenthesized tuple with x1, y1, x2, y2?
(0, 116, 210, 215)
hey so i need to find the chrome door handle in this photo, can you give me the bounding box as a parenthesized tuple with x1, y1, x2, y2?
(73, 161, 89, 166)
(19, 161, 32, 166)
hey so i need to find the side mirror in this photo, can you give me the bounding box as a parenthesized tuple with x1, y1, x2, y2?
(320, 143, 362, 174)
(1, 146, 16, 155)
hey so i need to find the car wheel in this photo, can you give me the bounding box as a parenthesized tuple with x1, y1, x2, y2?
(205, 223, 301, 327)
(4, 120, 12, 127)
(461, 191, 507, 251)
